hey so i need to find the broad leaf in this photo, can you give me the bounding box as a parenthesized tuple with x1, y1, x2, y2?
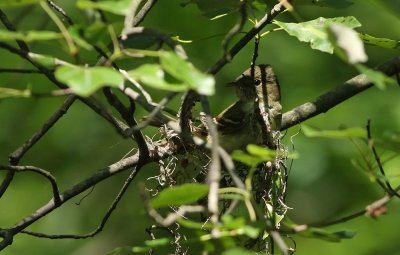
(76, 0, 131, 15)
(0, 29, 61, 42)
(274, 16, 361, 53)
(328, 24, 367, 64)
(0, 87, 31, 99)
(355, 64, 397, 90)
(231, 150, 263, 168)
(0, 0, 40, 7)
(302, 125, 367, 138)
(128, 64, 189, 92)
(55, 66, 124, 96)
(150, 183, 209, 208)
(159, 51, 215, 95)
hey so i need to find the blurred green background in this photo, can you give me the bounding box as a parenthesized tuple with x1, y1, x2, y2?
(0, 0, 399, 254)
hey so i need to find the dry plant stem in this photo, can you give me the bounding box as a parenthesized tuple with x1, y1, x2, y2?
(8, 95, 77, 165)
(281, 56, 400, 130)
(0, 165, 61, 205)
(200, 96, 221, 229)
(122, 0, 143, 36)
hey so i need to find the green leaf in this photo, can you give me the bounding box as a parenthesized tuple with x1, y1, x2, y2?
(68, 26, 93, 51)
(0, 29, 61, 42)
(0, 87, 31, 99)
(328, 24, 367, 64)
(355, 64, 397, 90)
(246, 144, 277, 161)
(150, 183, 209, 209)
(299, 227, 357, 242)
(359, 33, 400, 50)
(159, 51, 215, 95)
(222, 247, 258, 255)
(76, 0, 131, 15)
(274, 16, 361, 53)
(55, 66, 124, 96)
(302, 125, 367, 138)
(177, 218, 213, 230)
(231, 150, 263, 168)
(128, 64, 189, 92)
(0, 0, 40, 7)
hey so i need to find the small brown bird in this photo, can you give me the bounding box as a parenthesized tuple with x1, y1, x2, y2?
(210, 64, 281, 152)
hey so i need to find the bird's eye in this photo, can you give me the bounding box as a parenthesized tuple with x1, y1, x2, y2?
(254, 79, 261, 86)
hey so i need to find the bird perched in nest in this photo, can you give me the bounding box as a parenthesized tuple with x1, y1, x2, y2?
(201, 64, 281, 152)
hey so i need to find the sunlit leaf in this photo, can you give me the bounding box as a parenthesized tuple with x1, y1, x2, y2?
(0, 29, 61, 42)
(55, 66, 124, 96)
(299, 227, 357, 242)
(0, 87, 31, 99)
(159, 51, 215, 95)
(150, 183, 209, 208)
(355, 64, 397, 90)
(0, 0, 40, 7)
(76, 0, 131, 15)
(359, 33, 400, 50)
(231, 150, 263, 168)
(274, 16, 361, 53)
(302, 125, 367, 138)
(328, 24, 367, 64)
(128, 64, 188, 92)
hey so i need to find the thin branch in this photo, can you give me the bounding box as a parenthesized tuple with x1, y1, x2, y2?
(281, 56, 400, 131)
(0, 9, 29, 51)
(0, 68, 47, 73)
(122, 0, 143, 38)
(22, 165, 142, 239)
(131, 0, 159, 27)
(208, 0, 294, 75)
(0, 165, 61, 205)
(9, 95, 76, 165)
(46, 0, 74, 25)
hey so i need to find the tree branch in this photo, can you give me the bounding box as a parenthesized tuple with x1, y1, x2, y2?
(281, 56, 400, 131)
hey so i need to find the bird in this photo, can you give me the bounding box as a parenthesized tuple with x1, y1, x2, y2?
(203, 64, 281, 152)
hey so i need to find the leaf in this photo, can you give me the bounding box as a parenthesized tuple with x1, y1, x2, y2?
(302, 125, 367, 138)
(159, 51, 215, 95)
(68, 26, 93, 51)
(0, 0, 40, 7)
(0, 29, 61, 42)
(128, 64, 189, 92)
(222, 248, 258, 255)
(355, 64, 397, 90)
(0, 87, 31, 99)
(359, 33, 400, 50)
(231, 150, 263, 168)
(299, 227, 357, 242)
(274, 16, 361, 53)
(150, 183, 209, 209)
(328, 24, 367, 64)
(76, 0, 131, 15)
(55, 66, 124, 96)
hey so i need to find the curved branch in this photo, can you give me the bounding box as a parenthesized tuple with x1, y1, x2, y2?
(281, 56, 400, 131)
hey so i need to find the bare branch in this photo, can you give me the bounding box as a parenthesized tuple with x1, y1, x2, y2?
(281, 56, 400, 131)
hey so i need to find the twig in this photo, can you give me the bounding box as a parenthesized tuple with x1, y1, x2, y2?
(281, 56, 400, 131)
(200, 96, 221, 232)
(208, 0, 294, 75)
(0, 165, 61, 205)
(9, 95, 76, 165)
(131, 0, 159, 27)
(21, 165, 142, 239)
(46, 0, 74, 25)
(0, 68, 47, 73)
(122, 0, 143, 38)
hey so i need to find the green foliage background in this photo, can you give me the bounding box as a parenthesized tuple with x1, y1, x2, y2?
(0, 0, 399, 254)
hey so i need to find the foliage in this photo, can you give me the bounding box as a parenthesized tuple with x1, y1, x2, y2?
(0, 1, 399, 255)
